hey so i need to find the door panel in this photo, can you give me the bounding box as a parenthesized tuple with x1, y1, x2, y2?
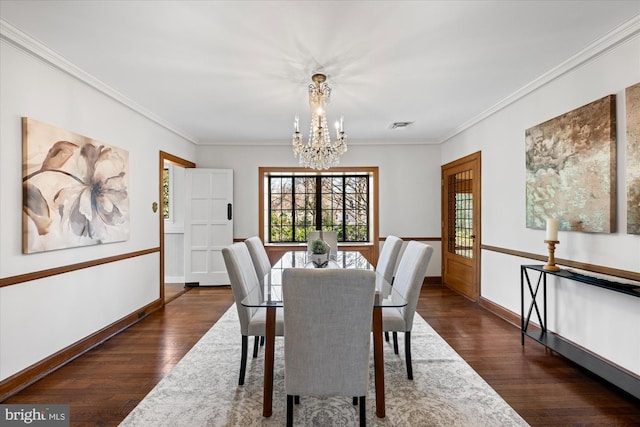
(444, 257, 474, 296)
(184, 168, 233, 286)
(442, 152, 481, 301)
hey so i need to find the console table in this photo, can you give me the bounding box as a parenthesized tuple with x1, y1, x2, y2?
(520, 265, 640, 399)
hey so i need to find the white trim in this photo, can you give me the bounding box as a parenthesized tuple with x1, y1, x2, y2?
(197, 138, 441, 146)
(2, 14, 637, 147)
(0, 18, 198, 145)
(163, 227, 185, 234)
(440, 14, 640, 143)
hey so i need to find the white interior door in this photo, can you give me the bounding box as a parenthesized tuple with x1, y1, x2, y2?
(184, 168, 233, 286)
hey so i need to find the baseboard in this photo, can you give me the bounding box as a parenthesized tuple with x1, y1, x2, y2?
(423, 276, 442, 285)
(0, 298, 163, 402)
(478, 296, 520, 328)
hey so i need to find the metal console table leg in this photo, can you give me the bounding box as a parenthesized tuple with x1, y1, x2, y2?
(521, 266, 546, 344)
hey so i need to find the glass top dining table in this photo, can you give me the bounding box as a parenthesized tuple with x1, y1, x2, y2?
(240, 250, 406, 419)
(241, 250, 407, 309)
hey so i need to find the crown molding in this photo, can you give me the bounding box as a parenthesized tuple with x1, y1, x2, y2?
(2, 13, 638, 148)
(440, 13, 640, 144)
(197, 138, 441, 146)
(0, 18, 199, 145)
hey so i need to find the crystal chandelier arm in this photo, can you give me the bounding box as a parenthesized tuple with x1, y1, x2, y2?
(320, 82, 330, 101)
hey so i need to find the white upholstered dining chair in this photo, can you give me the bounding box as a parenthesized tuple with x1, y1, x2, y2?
(222, 242, 284, 385)
(244, 236, 272, 350)
(382, 241, 433, 380)
(244, 236, 271, 286)
(376, 235, 403, 285)
(282, 268, 375, 427)
(377, 235, 403, 343)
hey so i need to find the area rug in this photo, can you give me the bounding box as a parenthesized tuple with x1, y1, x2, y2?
(119, 305, 529, 426)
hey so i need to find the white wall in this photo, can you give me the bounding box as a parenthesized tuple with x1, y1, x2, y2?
(194, 143, 443, 277)
(0, 27, 442, 382)
(441, 36, 640, 375)
(0, 39, 196, 380)
(9, 11, 634, 388)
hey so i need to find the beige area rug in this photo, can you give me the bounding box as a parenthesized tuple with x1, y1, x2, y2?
(120, 305, 529, 426)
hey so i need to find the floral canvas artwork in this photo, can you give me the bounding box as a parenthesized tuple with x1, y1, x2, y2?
(626, 83, 640, 234)
(22, 118, 129, 253)
(525, 95, 616, 233)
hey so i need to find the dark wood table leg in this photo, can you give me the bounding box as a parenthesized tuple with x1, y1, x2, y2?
(263, 306, 275, 417)
(372, 305, 385, 418)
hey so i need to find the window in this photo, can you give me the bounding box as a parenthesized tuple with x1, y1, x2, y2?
(163, 165, 173, 221)
(265, 171, 372, 243)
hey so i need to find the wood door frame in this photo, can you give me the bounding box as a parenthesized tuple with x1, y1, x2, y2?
(441, 151, 481, 301)
(159, 151, 195, 304)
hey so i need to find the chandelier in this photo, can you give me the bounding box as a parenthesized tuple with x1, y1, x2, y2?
(292, 73, 347, 170)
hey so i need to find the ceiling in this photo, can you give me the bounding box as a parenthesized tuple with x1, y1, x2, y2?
(1, 1, 639, 145)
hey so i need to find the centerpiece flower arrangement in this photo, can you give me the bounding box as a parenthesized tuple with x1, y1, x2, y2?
(309, 238, 330, 268)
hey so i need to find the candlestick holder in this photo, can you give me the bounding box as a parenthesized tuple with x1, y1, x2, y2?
(543, 240, 560, 271)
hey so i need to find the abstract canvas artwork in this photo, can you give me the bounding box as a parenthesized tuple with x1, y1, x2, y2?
(626, 83, 640, 234)
(525, 95, 616, 233)
(22, 118, 130, 254)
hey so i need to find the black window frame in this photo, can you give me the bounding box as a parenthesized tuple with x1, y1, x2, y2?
(267, 173, 370, 243)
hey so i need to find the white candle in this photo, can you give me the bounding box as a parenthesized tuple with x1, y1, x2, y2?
(335, 121, 340, 138)
(546, 218, 558, 241)
(340, 116, 344, 132)
(294, 115, 299, 132)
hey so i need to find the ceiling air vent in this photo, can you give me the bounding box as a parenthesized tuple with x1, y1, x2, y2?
(390, 121, 414, 130)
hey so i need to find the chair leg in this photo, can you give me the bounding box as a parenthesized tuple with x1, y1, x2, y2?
(252, 336, 259, 358)
(405, 331, 413, 380)
(359, 395, 366, 427)
(393, 332, 399, 354)
(294, 395, 300, 404)
(352, 396, 357, 405)
(384, 331, 389, 342)
(286, 395, 294, 427)
(260, 336, 265, 346)
(239, 335, 248, 385)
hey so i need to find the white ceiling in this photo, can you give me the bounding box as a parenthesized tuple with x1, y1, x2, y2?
(1, 1, 639, 145)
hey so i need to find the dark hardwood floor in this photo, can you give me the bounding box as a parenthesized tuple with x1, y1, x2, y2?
(3, 285, 640, 426)
(164, 282, 190, 303)
(417, 286, 640, 426)
(3, 287, 234, 427)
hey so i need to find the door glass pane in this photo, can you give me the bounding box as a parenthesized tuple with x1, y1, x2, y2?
(447, 170, 473, 258)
